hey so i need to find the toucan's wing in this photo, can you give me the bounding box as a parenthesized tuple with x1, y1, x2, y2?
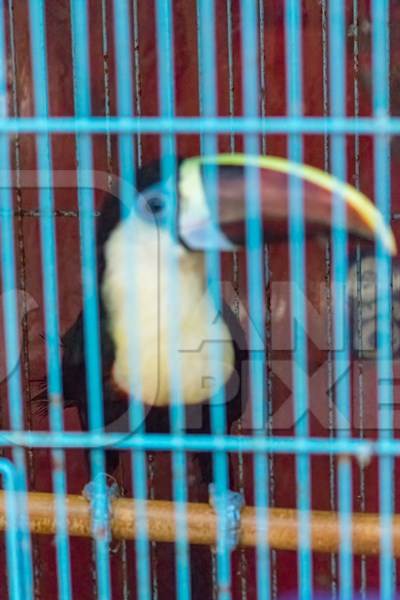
(222, 301, 249, 428)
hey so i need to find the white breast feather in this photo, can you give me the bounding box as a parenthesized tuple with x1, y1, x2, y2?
(102, 215, 235, 406)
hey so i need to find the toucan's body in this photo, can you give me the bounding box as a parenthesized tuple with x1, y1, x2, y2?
(61, 160, 248, 488)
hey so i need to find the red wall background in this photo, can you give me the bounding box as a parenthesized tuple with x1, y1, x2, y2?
(0, 1, 399, 598)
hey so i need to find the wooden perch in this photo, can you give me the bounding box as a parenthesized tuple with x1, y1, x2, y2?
(0, 491, 398, 556)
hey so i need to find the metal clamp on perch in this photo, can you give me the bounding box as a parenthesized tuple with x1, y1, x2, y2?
(208, 484, 245, 553)
(82, 474, 120, 543)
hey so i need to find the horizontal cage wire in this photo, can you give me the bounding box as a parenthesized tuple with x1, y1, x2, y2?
(0, 1, 398, 599)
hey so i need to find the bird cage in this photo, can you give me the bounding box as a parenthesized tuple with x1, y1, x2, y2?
(0, 1, 397, 599)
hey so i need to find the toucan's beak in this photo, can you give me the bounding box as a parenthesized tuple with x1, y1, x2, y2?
(178, 154, 397, 255)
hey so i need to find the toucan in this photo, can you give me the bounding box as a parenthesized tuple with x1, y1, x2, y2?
(35, 153, 396, 551)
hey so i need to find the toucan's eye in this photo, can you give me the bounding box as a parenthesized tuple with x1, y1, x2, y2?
(146, 195, 165, 215)
(137, 191, 167, 220)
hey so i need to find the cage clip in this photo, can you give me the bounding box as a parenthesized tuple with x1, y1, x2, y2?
(83, 473, 120, 543)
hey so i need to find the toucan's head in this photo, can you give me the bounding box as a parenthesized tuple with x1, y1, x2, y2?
(131, 154, 396, 256)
